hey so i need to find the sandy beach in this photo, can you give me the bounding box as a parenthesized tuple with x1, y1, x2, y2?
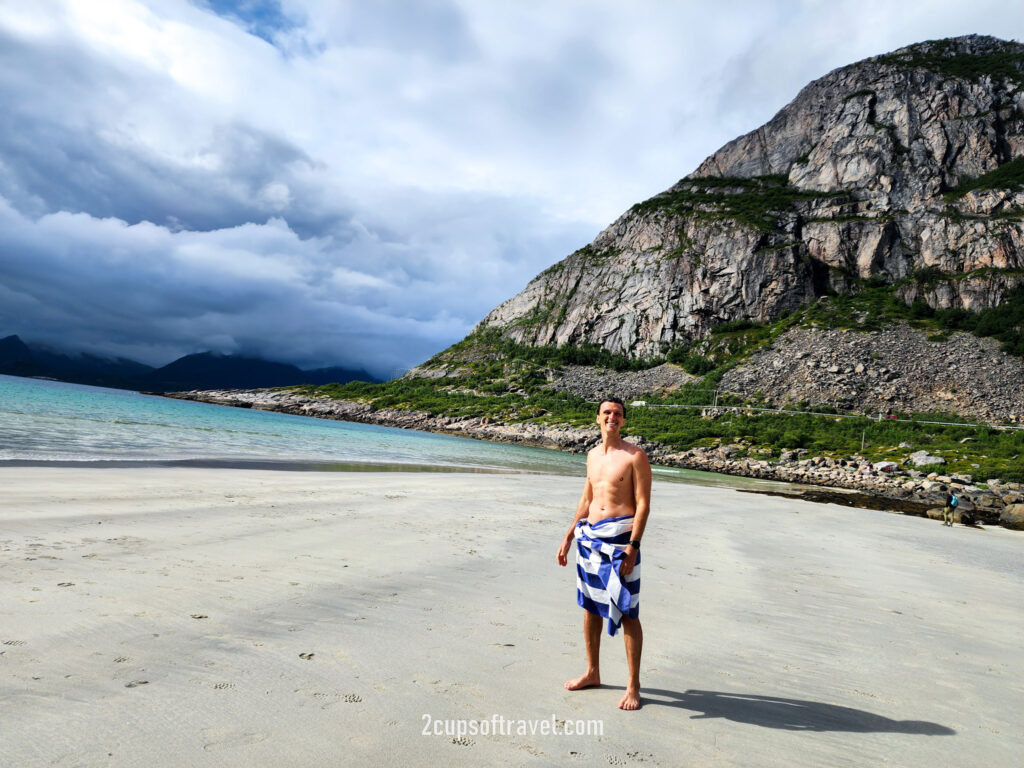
(2, 467, 1021, 767)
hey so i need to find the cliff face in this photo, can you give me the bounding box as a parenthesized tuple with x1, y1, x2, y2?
(476, 36, 1024, 359)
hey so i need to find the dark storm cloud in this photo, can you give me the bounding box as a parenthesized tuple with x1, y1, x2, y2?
(1, 1, 1022, 376)
(0, 26, 324, 231)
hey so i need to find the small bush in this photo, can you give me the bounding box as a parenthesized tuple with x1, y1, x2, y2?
(682, 354, 716, 376)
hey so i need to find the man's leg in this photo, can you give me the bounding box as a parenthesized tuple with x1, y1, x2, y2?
(564, 610, 602, 690)
(619, 617, 643, 710)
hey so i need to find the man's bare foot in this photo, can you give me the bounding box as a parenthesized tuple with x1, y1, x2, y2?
(618, 687, 641, 710)
(564, 671, 600, 691)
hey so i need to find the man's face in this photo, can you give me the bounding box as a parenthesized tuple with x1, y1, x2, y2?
(596, 401, 625, 432)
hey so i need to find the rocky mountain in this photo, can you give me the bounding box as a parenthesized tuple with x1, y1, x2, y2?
(473, 35, 1024, 360)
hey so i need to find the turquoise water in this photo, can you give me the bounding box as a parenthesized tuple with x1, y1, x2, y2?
(0, 374, 793, 490)
(0, 375, 590, 473)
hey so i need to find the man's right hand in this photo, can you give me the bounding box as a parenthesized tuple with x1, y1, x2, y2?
(557, 538, 572, 566)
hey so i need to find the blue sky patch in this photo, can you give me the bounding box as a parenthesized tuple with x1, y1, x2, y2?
(196, 0, 298, 45)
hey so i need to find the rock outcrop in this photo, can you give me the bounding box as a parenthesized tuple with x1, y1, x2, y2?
(475, 36, 1024, 358)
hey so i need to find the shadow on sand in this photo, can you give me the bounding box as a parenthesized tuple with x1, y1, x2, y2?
(631, 689, 955, 734)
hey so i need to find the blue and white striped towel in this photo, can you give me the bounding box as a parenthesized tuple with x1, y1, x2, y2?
(574, 515, 640, 636)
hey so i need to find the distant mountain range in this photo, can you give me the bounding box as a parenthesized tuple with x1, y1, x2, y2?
(0, 335, 377, 391)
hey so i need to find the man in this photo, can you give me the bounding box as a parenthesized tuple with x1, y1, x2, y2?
(556, 397, 651, 711)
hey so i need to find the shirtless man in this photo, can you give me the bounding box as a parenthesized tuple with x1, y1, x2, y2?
(556, 397, 652, 710)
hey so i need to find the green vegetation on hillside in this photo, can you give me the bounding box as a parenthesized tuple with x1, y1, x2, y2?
(877, 39, 1024, 87)
(628, 406, 1024, 483)
(801, 274, 1024, 357)
(630, 175, 844, 231)
(431, 269, 1024, 378)
(944, 156, 1024, 199)
(289, 369, 1024, 481)
(428, 328, 661, 372)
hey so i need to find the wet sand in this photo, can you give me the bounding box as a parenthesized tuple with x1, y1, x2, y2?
(1, 467, 1020, 767)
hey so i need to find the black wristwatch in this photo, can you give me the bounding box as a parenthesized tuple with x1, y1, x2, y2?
(629, 540, 641, 549)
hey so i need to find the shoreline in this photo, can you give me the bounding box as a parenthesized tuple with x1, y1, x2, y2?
(159, 388, 1024, 529)
(0, 457, 545, 474)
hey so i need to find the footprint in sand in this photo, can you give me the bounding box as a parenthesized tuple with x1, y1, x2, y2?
(298, 652, 314, 660)
(451, 736, 474, 747)
(114, 656, 129, 663)
(201, 729, 267, 752)
(191, 614, 208, 619)
(125, 680, 149, 688)
(57, 582, 75, 587)
(213, 682, 235, 690)
(342, 693, 362, 703)
(3, 640, 26, 646)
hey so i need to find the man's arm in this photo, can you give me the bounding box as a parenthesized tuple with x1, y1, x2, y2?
(557, 463, 593, 566)
(620, 450, 652, 576)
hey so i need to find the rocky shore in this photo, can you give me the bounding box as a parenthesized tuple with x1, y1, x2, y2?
(163, 388, 1024, 530)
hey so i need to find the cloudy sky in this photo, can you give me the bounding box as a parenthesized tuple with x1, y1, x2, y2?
(1, 1, 1022, 377)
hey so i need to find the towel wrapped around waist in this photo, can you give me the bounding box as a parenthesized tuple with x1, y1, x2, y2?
(574, 515, 640, 637)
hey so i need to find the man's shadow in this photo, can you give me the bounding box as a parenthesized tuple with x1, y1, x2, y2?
(621, 688, 955, 734)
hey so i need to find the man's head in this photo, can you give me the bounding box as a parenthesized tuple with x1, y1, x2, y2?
(596, 397, 626, 432)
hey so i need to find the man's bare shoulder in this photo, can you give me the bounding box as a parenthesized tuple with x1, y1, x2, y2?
(622, 441, 650, 463)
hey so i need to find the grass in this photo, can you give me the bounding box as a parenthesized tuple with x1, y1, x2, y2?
(629, 175, 844, 231)
(944, 156, 1024, 200)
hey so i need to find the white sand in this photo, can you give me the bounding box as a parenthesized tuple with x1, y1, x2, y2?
(1, 467, 1021, 767)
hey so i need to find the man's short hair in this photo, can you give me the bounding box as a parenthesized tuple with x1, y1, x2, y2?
(598, 396, 626, 419)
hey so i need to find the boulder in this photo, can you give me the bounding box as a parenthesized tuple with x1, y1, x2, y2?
(999, 504, 1024, 531)
(908, 451, 946, 467)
